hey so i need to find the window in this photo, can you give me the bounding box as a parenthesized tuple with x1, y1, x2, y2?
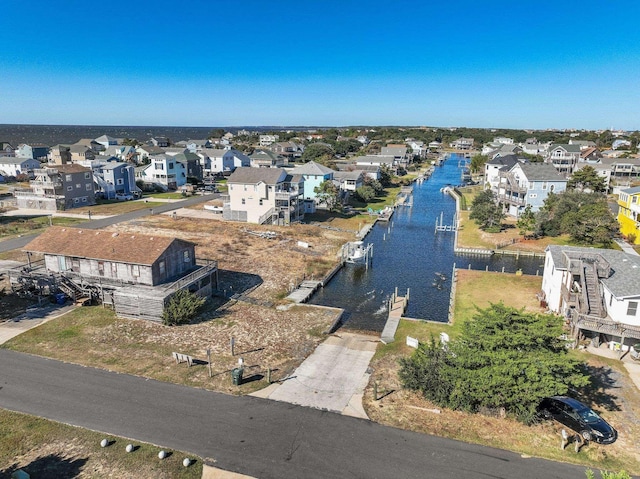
(98, 261, 104, 275)
(542, 182, 547, 190)
(155, 163, 164, 170)
(84, 172, 91, 179)
(633, 196, 638, 204)
(183, 250, 190, 263)
(259, 199, 263, 206)
(242, 198, 246, 205)
(168, 162, 174, 169)
(132, 265, 140, 277)
(627, 301, 638, 316)
(76, 183, 81, 189)
(159, 260, 165, 275)
(116, 178, 124, 185)
(67, 186, 73, 191)
(86, 184, 92, 191)
(73, 198, 79, 204)
(529, 193, 537, 198)
(66, 174, 72, 182)
(81, 197, 87, 202)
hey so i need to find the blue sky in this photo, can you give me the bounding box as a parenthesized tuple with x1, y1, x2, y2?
(2, 0, 639, 129)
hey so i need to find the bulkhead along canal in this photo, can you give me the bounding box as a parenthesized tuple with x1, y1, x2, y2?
(309, 155, 544, 331)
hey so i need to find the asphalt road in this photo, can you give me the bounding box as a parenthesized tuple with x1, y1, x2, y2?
(0, 194, 214, 253)
(0, 349, 588, 479)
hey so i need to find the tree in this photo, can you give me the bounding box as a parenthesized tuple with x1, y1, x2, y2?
(314, 180, 340, 211)
(379, 165, 393, 187)
(537, 190, 617, 245)
(399, 303, 590, 423)
(469, 189, 504, 231)
(121, 137, 139, 147)
(469, 154, 488, 174)
(354, 185, 376, 202)
(301, 143, 334, 163)
(516, 205, 536, 237)
(363, 176, 384, 195)
(161, 290, 206, 326)
(567, 166, 607, 193)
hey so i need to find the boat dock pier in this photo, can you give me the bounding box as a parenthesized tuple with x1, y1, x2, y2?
(285, 280, 322, 303)
(380, 287, 409, 344)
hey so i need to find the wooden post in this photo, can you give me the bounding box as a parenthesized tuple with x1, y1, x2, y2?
(267, 368, 272, 384)
(207, 348, 212, 378)
(374, 381, 379, 401)
(231, 337, 235, 356)
(619, 335, 625, 359)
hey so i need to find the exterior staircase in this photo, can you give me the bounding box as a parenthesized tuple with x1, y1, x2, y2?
(582, 262, 605, 318)
(57, 275, 91, 305)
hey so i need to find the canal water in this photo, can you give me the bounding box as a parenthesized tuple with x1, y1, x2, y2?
(309, 155, 544, 331)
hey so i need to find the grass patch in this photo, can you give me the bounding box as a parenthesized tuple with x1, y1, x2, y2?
(72, 201, 164, 216)
(0, 215, 85, 238)
(143, 192, 186, 200)
(0, 409, 202, 478)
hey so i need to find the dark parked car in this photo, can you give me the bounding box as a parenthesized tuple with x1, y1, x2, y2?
(538, 396, 617, 444)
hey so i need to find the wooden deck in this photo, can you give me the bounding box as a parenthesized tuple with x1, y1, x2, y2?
(285, 280, 322, 303)
(380, 288, 409, 344)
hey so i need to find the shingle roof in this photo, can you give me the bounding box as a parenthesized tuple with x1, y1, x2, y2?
(547, 245, 640, 298)
(621, 186, 640, 195)
(515, 162, 566, 181)
(550, 144, 581, 153)
(290, 161, 334, 176)
(227, 167, 286, 185)
(23, 227, 194, 266)
(0, 157, 37, 165)
(50, 164, 91, 174)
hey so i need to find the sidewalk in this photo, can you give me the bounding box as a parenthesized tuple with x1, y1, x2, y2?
(2, 208, 110, 220)
(614, 238, 639, 256)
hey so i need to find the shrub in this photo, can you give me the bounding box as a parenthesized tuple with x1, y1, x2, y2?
(162, 290, 206, 326)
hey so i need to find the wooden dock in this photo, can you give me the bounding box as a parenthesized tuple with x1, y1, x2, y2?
(380, 287, 409, 344)
(286, 280, 322, 303)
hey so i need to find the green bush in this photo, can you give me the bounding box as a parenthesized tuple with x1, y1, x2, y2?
(162, 290, 206, 326)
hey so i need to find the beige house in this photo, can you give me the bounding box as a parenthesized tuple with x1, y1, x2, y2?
(223, 167, 304, 225)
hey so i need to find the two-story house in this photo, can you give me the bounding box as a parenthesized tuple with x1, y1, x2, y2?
(289, 161, 335, 212)
(497, 162, 567, 217)
(223, 167, 304, 225)
(69, 144, 95, 163)
(94, 135, 119, 149)
(49, 145, 71, 165)
(450, 138, 474, 150)
(16, 143, 49, 160)
(14, 164, 95, 211)
(137, 155, 187, 190)
(0, 142, 15, 157)
(541, 245, 640, 350)
(617, 186, 640, 244)
(259, 134, 279, 146)
(250, 149, 286, 168)
(0, 157, 41, 178)
(199, 148, 250, 175)
(93, 161, 140, 199)
(272, 142, 304, 161)
(483, 155, 520, 191)
(545, 144, 581, 176)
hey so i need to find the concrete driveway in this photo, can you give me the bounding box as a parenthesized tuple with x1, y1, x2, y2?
(0, 304, 75, 344)
(253, 332, 378, 418)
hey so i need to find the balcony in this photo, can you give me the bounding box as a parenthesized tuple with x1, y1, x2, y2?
(30, 179, 62, 188)
(570, 310, 640, 341)
(275, 190, 299, 200)
(561, 283, 577, 306)
(497, 193, 526, 206)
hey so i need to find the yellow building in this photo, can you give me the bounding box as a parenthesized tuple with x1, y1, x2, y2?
(617, 186, 640, 244)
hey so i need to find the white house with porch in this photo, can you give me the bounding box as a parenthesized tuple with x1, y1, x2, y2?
(541, 245, 640, 350)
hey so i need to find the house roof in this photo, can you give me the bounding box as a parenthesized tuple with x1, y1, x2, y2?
(333, 170, 363, 180)
(381, 146, 407, 156)
(290, 161, 334, 176)
(137, 145, 165, 155)
(355, 155, 394, 165)
(23, 227, 195, 266)
(550, 144, 581, 153)
(0, 157, 37, 165)
(199, 148, 229, 157)
(95, 135, 117, 143)
(513, 162, 566, 181)
(250, 149, 283, 162)
(621, 186, 640, 195)
(486, 154, 520, 168)
(547, 245, 640, 299)
(173, 152, 201, 163)
(50, 164, 91, 174)
(227, 167, 286, 185)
